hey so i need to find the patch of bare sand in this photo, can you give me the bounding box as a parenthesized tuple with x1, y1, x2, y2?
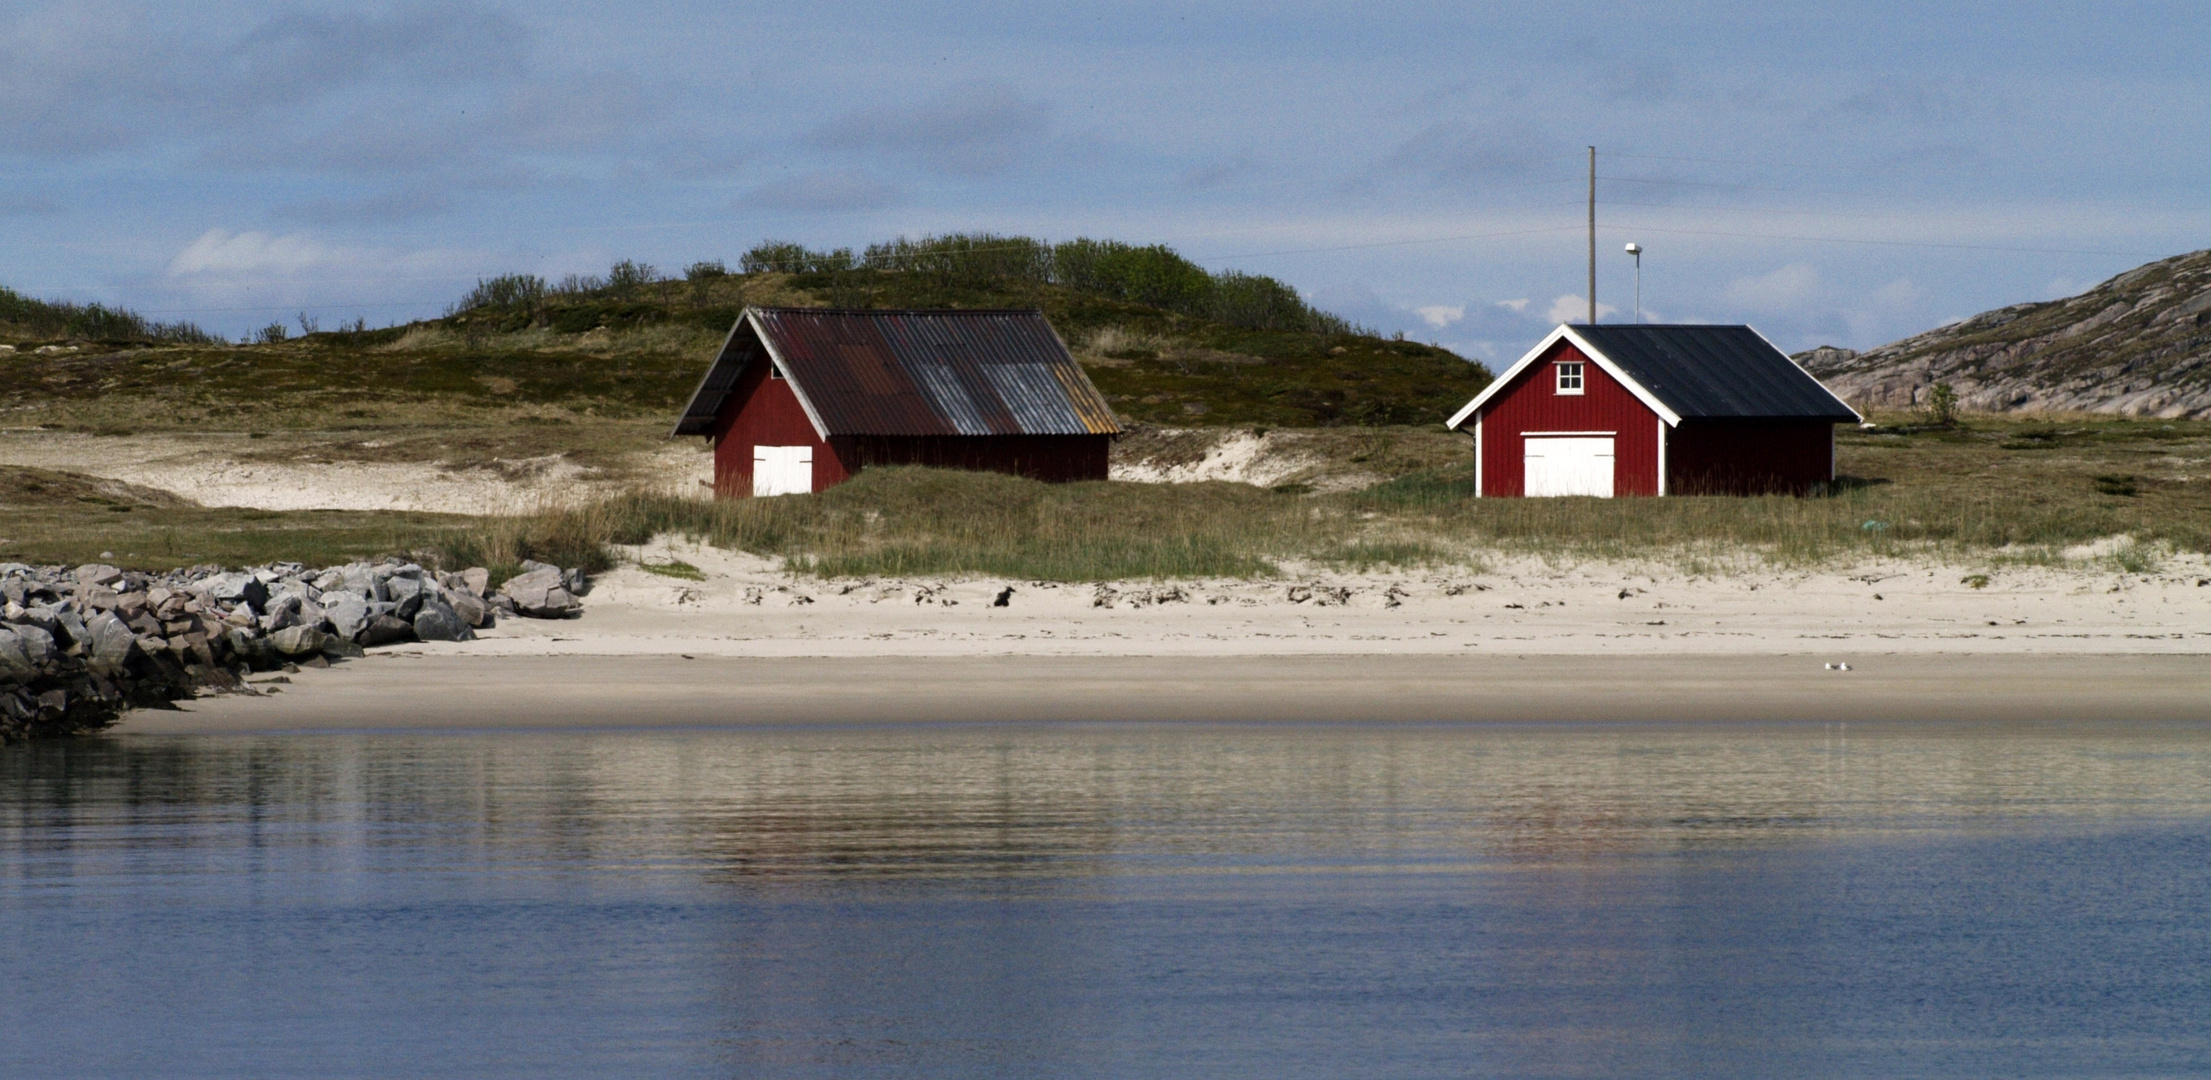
(1108, 428, 1408, 492)
(117, 537, 2211, 732)
(137, 652, 2211, 732)
(444, 536, 2211, 658)
(0, 431, 711, 513)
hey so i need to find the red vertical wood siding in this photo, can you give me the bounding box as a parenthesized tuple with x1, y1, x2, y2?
(709, 360, 843, 495)
(1476, 341, 1661, 496)
(1667, 420, 1835, 495)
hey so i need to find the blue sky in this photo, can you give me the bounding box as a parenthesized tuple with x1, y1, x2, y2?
(4, 1, 2207, 364)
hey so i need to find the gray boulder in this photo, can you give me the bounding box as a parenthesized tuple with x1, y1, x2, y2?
(499, 567, 580, 618)
(340, 563, 388, 602)
(52, 607, 87, 650)
(386, 575, 430, 620)
(460, 567, 490, 598)
(268, 626, 328, 657)
(0, 629, 37, 684)
(74, 564, 124, 587)
(412, 601, 473, 643)
(225, 627, 273, 668)
(325, 597, 374, 641)
(261, 594, 305, 631)
(448, 591, 489, 628)
(10, 624, 56, 665)
(85, 612, 137, 673)
(359, 615, 415, 647)
(201, 572, 270, 613)
(7, 603, 57, 634)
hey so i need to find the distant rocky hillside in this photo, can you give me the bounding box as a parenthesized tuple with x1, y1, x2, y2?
(1800, 248, 2211, 417)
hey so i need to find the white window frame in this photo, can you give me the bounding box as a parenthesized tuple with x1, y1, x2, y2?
(1555, 361, 1584, 395)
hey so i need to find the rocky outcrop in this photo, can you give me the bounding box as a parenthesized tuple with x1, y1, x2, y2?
(1800, 248, 2211, 418)
(0, 558, 587, 742)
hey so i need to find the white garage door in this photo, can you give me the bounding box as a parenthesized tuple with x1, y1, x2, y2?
(752, 445, 814, 497)
(1524, 437, 1614, 497)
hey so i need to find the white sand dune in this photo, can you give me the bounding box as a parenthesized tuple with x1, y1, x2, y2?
(0, 431, 711, 513)
(433, 536, 2211, 660)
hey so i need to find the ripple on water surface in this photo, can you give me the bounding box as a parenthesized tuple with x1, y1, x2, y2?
(3, 721, 2209, 1079)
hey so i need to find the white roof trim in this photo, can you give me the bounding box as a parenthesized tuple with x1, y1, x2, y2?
(744, 308, 832, 442)
(1445, 325, 1682, 430)
(1743, 323, 1864, 423)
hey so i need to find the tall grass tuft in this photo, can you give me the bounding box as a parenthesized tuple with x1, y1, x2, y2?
(426, 459, 2211, 584)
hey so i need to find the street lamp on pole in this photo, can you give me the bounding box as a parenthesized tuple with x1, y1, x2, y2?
(1623, 243, 1643, 324)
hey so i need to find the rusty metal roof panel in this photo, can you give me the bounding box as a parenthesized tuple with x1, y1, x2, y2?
(737, 307, 1121, 437)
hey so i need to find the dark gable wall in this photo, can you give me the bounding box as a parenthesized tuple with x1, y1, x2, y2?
(1478, 340, 1663, 497)
(1667, 421, 1834, 495)
(830, 435, 1111, 483)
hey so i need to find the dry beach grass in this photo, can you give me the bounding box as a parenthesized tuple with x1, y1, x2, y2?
(7, 413, 2207, 581)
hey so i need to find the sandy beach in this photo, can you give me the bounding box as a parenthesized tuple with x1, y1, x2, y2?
(449, 538, 2211, 658)
(133, 652, 2211, 732)
(120, 537, 2211, 733)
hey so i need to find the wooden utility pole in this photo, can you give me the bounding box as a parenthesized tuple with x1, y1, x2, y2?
(1587, 146, 1597, 325)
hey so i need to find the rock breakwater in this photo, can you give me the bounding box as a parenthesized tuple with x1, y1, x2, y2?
(0, 558, 586, 742)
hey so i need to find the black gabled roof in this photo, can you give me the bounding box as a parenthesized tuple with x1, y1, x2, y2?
(1573, 324, 1859, 421)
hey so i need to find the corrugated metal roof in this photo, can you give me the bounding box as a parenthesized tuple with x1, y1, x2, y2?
(1572, 325, 1860, 421)
(673, 308, 1122, 438)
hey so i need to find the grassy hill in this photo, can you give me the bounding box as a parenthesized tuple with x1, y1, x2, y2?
(0, 235, 1491, 441)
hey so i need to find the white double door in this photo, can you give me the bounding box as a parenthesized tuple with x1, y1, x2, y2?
(1523, 436, 1614, 497)
(752, 445, 814, 496)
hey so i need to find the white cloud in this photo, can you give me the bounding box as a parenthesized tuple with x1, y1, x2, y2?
(158, 227, 487, 327)
(1546, 295, 1616, 324)
(1722, 263, 1822, 311)
(1495, 298, 1530, 313)
(1414, 304, 1464, 328)
(169, 229, 336, 276)
(1870, 277, 1927, 310)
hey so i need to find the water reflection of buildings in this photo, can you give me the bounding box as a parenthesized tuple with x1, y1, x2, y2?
(7, 723, 2208, 878)
(6, 725, 2209, 1074)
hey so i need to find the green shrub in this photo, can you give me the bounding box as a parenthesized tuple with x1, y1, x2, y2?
(0, 284, 219, 344)
(450, 274, 547, 314)
(741, 241, 858, 274)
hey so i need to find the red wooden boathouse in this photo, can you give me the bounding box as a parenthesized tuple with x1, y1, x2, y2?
(1445, 324, 1860, 497)
(673, 307, 1122, 496)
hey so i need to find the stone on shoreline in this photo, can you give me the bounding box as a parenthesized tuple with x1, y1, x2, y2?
(500, 566, 582, 618)
(0, 556, 590, 742)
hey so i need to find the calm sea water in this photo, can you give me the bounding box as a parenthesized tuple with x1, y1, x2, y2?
(3, 721, 2208, 1079)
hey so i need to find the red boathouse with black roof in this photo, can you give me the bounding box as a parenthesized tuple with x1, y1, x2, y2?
(673, 307, 1123, 497)
(1445, 324, 1861, 497)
